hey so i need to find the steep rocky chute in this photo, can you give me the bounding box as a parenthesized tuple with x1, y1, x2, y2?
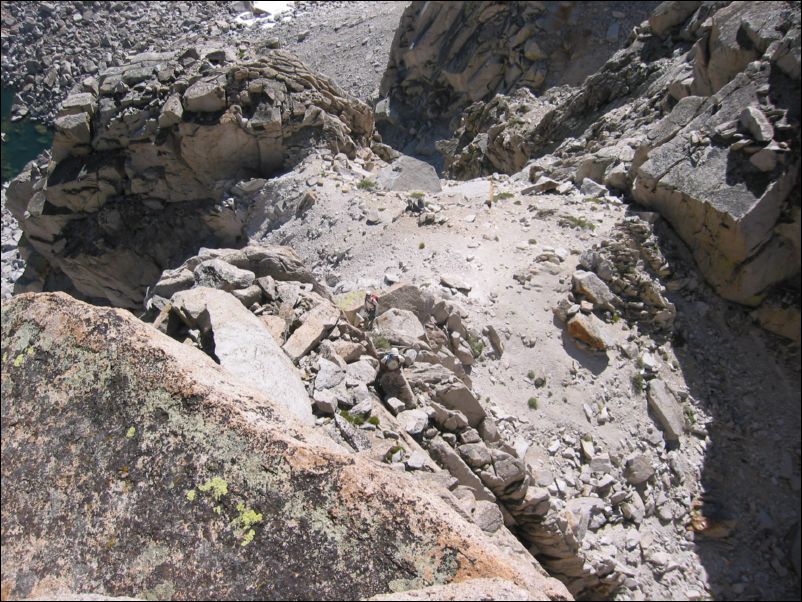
(376, 1, 659, 161)
(377, 0, 801, 341)
(5, 46, 373, 308)
(0, 292, 570, 601)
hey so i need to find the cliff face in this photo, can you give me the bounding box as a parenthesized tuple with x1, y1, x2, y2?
(377, 0, 801, 336)
(5, 47, 373, 308)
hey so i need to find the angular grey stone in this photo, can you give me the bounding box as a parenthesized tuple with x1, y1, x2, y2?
(440, 274, 472, 293)
(572, 270, 620, 311)
(346, 359, 378, 384)
(625, 454, 655, 486)
(231, 284, 262, 307)
(458, 443, 492, 468)
(158, 94, 184, 128)
(183, 80, 226, 112)
(430, 402, 470, 432)
(376, 283, 435, 322)
(377, 155, 442, 193)
(473, 500, 504, 533)
(428, 437, 497, 503)
(194, 259, 255, 291)
(374, 307, 428, 347)
(315, 358, 345, 391)
(313, 389, 338, 414)
(397, 408, 429, 437)
(170, 288, 312, 424)
(434, 383, 486, 428)
(740, 106, 774, 143)
(647, 379, 686, 442)
(151, 268, 194, 298)
(385, 396, 406, 416)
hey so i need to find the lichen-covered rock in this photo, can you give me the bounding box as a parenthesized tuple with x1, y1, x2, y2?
(0, 293, 570, 601)
(6, 48, 373, 308)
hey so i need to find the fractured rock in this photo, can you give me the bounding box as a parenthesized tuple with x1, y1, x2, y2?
(170, 287, 312, 424)
(647, 379, 686, 443)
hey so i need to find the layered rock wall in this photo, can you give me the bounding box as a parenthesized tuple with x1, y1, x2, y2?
(6, 48, 373, 308)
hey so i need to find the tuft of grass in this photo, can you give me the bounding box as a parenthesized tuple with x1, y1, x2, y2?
(358, 178, 377, 190)
(631, 373, 645, 393)
(384, 444, 406, 462)
(466, 333, 485, 357)
(368, 415, 380, 426)
(528, 397, 539, 410)
(371, 334, 391, 350)
(339, 408, 366, 426)
(536, 208, 557, 218)
(559, 215, 596, 231)
(418, 241, 425, 249)
(494, 191, 514, 201)
(409, 191, 425, 200)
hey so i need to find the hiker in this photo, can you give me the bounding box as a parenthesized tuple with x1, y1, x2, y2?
(357, 292, 379, 327)
(380, 347, 405, 372)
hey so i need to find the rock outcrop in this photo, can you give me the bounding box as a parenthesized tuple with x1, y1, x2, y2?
(6, 47, 373, 308)
(377, 1, 658, 159)
(381, 0, 801, 339)
(0, 292, 570, 601)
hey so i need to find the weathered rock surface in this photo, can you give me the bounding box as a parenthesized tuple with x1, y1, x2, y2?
(0, 292, 570, 601)
(5, 48, 372, 308)
(377, 1, 658, 160)
(171, 287, 314, 425)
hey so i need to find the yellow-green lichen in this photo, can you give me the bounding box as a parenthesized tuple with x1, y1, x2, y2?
(186, 489, 196, 502)
(13, 354, 25, 367)
(198, 476, 228, 500)
(232, 502, 263, 546)
(126, 426, 136, 438)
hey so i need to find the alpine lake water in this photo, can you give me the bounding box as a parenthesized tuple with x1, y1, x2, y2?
(1, 86, 54, 184)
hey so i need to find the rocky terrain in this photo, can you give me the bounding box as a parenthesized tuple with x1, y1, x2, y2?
(2, 2, 801, 601)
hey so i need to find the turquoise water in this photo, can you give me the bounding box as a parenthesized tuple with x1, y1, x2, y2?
(1, 86, 53, 183)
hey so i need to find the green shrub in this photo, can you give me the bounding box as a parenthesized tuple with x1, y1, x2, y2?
(527, 370, 536, 380)
(418, 241, 425, 249)
(409, 191, 425, 199)
(367, 415, 380, 426)
(559, 215, 596, 231)
(467, 333, 485, 357)
(494, 191, 514, 201)
(358, 178, 377, 190)
(371, 334, 391, 350)
(631, 373, 645, 393)
(528, 397, 539, 410)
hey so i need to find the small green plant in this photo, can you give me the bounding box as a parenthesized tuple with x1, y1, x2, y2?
(384, 445, 406, 462)
(536, 208, 557, 218)
(418, 241, 425, 249)
(683, 405, 697, 426)
(358, 178, 377, 190)
(367, 415, 380, 426)
(494, 191, 514, 201)
(371, 334, 391, 350)
(560, 215, 596, 231)
(534, 377, 546, 388)
(466, 333, 485, 357)
(409, 191, 425, 200)
(339, 408, 366, 426)
(528, 397, 539, 410)
(527, 370, 536, 380)
(631, 373, 645, 393)
(611, 311, 622, 324)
